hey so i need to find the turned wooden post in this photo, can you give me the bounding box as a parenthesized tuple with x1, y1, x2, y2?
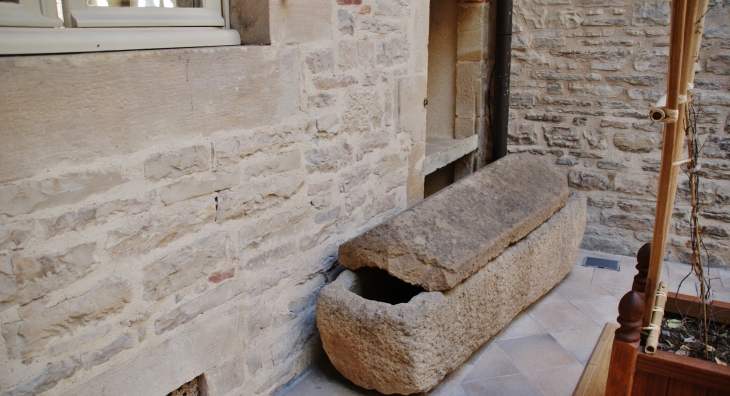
(605, 290, 645, 396)
(632, 243, 651, 294)
(606, 245, 649, 395)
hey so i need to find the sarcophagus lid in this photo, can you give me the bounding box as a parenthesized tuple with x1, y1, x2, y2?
(338, 153, 569, 291)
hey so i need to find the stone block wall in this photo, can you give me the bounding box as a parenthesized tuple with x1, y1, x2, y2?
(0, 1, 428, 395)
(508, 0, 730, 268)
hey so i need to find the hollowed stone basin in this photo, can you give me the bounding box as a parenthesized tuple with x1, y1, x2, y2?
(316, 193, 586, 394)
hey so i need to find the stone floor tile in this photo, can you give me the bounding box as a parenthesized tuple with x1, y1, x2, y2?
(307, 359, 381, 395)
(667, 278, 701, 296)
(712, 286, 730, 303)
(461, 374, 542, 396)
(551, 326, 604, 365)
(462, 346, 520, 382)
(591, 266, 635, 290)
(564, 262, 595, 284)
(450, 385, 468, 396)
(282, 368, 369, 396)
(498, 312, 545, 340)
(601, 286, 628, 298)
(530, 287, 568, 308)
(422, 363, 473, 396)
(527, 301, 596, 332)
(667, 261, 721, 282)
(571, 295, 619, 326)
(667, 262, 701, 285)
(554, 281, 611, 302)
(525, 364, 585, 396)
(720, 269, 730, 288)
(497, 333, 577, 372)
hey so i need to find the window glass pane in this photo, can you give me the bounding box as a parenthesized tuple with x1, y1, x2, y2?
(87, 0, 201, 7)
(56, 0, 64, 22)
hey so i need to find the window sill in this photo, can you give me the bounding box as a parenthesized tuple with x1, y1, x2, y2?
(0, 27, 241, 55)
(422, 135, 479, 176)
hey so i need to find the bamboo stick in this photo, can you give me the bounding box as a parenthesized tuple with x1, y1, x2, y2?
(645, 281, 668, 354)
(645, 0, 711, 328)
(644, 0, 690, 328)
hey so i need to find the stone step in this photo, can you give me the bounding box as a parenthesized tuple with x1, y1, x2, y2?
(338, 152, 570, 291)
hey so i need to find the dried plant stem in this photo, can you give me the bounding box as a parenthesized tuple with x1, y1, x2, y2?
(685, 101, 711, 359)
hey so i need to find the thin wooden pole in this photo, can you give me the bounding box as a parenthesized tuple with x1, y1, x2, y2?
(644, 0, 690, 327)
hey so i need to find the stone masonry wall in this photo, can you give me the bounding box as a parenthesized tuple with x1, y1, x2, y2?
(508, 0, 730, 268)
(0, 1, 428, 395)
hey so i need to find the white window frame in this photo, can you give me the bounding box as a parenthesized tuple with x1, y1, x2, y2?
(64, 0, 224, 27)
(0, 0, 62, 27)
(0, 0, 240, 55)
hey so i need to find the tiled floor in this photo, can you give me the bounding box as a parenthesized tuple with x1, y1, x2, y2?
(281, 250, 730, 396)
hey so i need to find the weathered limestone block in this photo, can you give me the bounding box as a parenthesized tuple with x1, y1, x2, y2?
(246, 150, 301, 177)
(3, 243, 97, 306)
(377, 37, 409, 66)
(154, 279, 247, 334)
(214, 126, 299, 168)
(269, 0, 331, 44)
(144, 146, 210, 181)
(338, 153, 569, 291)
(215, 175, 303, 222)
(159, 171, 241, 205)
(0, 170, 127, 217)
(508, 124, 539, 145)
(634, 49, 668, 72)
(337, 10, 355, 35)
(613, 134, 655, 153)
(2, 277, 131, 360)
(0, 220, 35, 250)
(631, 2, 670, 27)
(304, 141, 353, 173)
(143, 232, 230, 301)
(318, 193, 586, 394)
(41, 193, 155, 238)
(0, 47, 299, 185)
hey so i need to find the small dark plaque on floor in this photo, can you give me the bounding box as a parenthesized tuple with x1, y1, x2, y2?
(583, 256, 620, 271)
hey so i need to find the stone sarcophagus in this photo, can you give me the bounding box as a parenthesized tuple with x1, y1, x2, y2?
(316, 153, 587, 394)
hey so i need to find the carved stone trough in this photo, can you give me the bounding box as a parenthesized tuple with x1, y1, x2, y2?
(316, 153, 587, 394)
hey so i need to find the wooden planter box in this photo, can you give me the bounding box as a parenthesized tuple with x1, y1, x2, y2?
(575, 324, 730, 396)
(574, 245, 730, 396)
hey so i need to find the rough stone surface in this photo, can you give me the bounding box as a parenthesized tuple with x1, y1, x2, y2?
(338, 153, 569, 291)
(80, 334, 134, 369)
(106, 199, 214, 256)
(3, 243, 97, 306)
(214, 127, 299, 168)
(516, 0, 730, 268)
(0, 170, 127, 217)
(159, 171, 240, 205)
(318, 193, 586, 394)
(144, 146, 210, 182)
(215, 175, 303, 222)
(0, 2, 424, 394)
(143, 232, 229, 301)
(155, 280, 246, 334)
(3, 358, 80, 396)
(2, 277, 132, 360)
(41, 193, 155, 238)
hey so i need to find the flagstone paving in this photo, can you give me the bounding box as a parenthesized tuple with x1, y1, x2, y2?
(281, 250, 730, 396)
